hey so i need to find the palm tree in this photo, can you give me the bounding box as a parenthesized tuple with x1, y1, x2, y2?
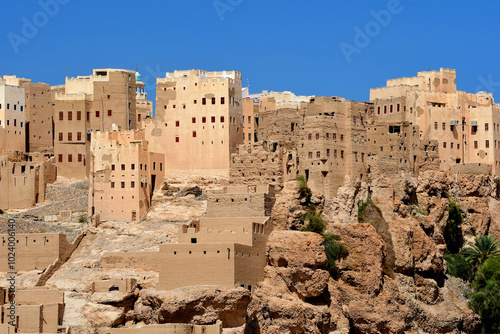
(461, 236, 500, 269)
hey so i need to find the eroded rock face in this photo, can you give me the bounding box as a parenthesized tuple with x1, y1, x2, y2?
(133, 287, 251, 327)
(246, 231, 348, 334)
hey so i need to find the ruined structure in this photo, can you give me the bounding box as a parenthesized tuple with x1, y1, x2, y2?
(158, 185, 273, 291)
(0, 77, 26, 154)
(144, 70, 244, 177)
(110, 322, 222, 334)
(0, 233, 71, 272)
(54, 69, 140, 180)
(0, 288, 68, 333)
(89, 126, 165, 221)
(370, 67, 500, 175)
(0, 155, 56, 209)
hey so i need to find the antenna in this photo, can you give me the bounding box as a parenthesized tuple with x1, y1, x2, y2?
(136, 64, 138, 72)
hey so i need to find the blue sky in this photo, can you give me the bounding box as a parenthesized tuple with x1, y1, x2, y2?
(1, 0, 500, 105)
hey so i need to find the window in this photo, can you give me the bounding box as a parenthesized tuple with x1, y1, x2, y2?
(192, 117, 196, 123)
(14, 105, 16, 111)
(13, 119, 17, 127)
(327, 149, 330, 157)
(194, 100, 197, 104)
(202, 98, 206, 105)
(78, 154, 82, 162)
(77, 132, 82, 141)
(340, 134, 344, 141)
(173, 105, 176, 109)
(58, 133, 63, 141)
(220, 116, 225, 123)
(377, 106, 381, 115)
(175, 136, 179, 143)
(341, 150, 344, 159)
(96, 111, 100, 117)
(68, 111, 72, 120)
(108, 110, 112, 116)
(138, 114, 141, 122)
(59, 112, 63, 121)
(316, 133, 319, 140)
(68, 132, 72, 141)
(121, 182, 125, 189)
(390, 105, 393, 113)
(384, 106, 387, 114)
(68, 154, 72, 162)
(211, 116, 216, 123)
(86, 112, 90, 121)
(221, 97, 225, 104)
(131, 181, 135, 188)
(202, 117, 206, 123)
(7, 104, 9, 110)
(474, 141, 478, 149)
(193, 131, 197, 138)
(307, 134, 312, 140)
(333, 133, 337, 140)
(308, 152, 312, 159)
(486, 140, 490, 148)
(112, 164, 116, 171)
(485, 123, 489, 131)
(77, 111, 81, 120)
(334, 149, 337, 158)
(443, 142, 446, 148)
(212, 97, 216, 105)
(121, 164, 125, 171)
(397, 103, 400, 112)
(248, 133, 251, 141)
(434, 122, 438, 130)
(176, 121, 180, 127)
(58, 154, 63, 162)
(111, 182, 115, 188)
(442, 123, 445, 131)
(316, 151, 320, 158)
(107, 95, 110, 99)
(131, 164, 135, 170)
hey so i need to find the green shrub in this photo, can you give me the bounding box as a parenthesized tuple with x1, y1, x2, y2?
(41, 229, 46, 233)
(77, 214, 87, 223)
(295, 174, 312, 205)
(358, 200, 382, 223)
(300, 212, 326, 234)
(444, 199, 463, 254)
(466, 258, 500, 334)
(322, 233, 349, 277)
(444, 252, 472, 281)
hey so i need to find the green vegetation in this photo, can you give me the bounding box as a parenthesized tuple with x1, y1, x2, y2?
(461, 235, 500, 269)
(296, 174, 348, 278)
(357, 200, 382, 223)
(77, 214, 87, 223)
(467, 257, 500, 334)
(445, 236, 500, 333)
(409, 204, 428, 216)
(41, 229, 47, 233)
(444, 199, 463, 254)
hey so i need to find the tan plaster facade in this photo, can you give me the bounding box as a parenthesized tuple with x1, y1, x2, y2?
(3, 76, 54, 153)
(370, 68, 500, 175)
(89, 127, 165, 221)
(158, 185, 273, 291)
(54, 69, 138, 180)
(0, 287, 67, 333)
(0, 155, 56, 209)
(144, 70, 243, 177)
(0, 233, 71, 272)
(0, 78, 26, 154)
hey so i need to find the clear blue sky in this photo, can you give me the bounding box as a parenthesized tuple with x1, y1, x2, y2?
(1, 0, 500, 104)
